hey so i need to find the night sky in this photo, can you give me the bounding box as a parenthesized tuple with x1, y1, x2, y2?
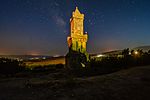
(0, 0, 150, 55)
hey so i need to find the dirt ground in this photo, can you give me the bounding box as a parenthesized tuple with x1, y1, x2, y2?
(1, 66, 150, 100)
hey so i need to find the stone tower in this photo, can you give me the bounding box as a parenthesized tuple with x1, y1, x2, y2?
(67, 7, 88, 53)
(66, 7, 89, 69)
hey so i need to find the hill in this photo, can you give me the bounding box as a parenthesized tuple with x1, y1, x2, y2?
(133, 45, 150, 52)
(0, 65, 150, 100)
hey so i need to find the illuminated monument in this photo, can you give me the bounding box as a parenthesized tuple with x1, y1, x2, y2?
(67, 7, 88, 53)
(66, 7, 89, 69)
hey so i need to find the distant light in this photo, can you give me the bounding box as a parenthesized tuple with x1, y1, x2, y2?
(53, 55, 60, 57)
(20, 59, 23, 61)
(35, 57, 39, 59)
(129, 52, 131, 55)
(42, 57, 46, 59)
(30, 58, 34, 60)
(30, 57, 39, 60)
(134, 51, 138, 55)
(97, 54, 104, 57)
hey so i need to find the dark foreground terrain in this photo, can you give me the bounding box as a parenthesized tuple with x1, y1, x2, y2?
(1, 66, 150, 100)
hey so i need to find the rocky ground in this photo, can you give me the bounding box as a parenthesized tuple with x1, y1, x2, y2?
(1, 66, 150, 100)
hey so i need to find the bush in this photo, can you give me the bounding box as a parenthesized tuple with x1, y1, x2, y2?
(88, 52, 150, 76)
(0, 58, 25, 75)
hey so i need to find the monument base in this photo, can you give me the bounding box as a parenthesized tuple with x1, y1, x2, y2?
(65, 50, 89, 70)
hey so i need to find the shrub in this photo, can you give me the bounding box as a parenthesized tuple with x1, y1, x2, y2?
(0, 58, 25, 75)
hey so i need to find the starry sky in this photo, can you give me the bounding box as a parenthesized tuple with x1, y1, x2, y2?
(0, 0, 150, 55)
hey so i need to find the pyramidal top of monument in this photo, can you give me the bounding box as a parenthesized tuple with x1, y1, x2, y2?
(73, 7, 84, 18)
(75, 7, 80, 13)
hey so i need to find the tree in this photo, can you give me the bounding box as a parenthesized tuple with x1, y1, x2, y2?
(122, 48, 129, 56)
